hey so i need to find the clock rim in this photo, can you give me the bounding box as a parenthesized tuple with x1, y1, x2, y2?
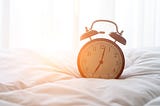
(77, 38, 125, 79)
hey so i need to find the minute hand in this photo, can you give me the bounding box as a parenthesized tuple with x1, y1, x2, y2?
(94, 47, 106, 73)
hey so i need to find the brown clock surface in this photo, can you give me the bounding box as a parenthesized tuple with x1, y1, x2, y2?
(77, 38, 125, 79)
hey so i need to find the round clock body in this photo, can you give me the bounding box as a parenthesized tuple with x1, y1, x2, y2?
(77, 38, 125, 79)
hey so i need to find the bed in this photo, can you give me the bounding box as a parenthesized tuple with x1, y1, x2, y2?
(0, 47, 160, 106)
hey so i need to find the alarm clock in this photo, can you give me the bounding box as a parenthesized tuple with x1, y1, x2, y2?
(77, 20, 126, 79)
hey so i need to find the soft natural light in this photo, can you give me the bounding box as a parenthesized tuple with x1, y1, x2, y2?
(8, 0, 117, 54)
(0, 0, 160, 53)
(9, 0, 75, 52)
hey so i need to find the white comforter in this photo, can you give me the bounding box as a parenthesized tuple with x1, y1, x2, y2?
(0, 47, 160, 106)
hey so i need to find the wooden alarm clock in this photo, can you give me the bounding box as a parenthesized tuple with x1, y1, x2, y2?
(77, 20, 126, 79)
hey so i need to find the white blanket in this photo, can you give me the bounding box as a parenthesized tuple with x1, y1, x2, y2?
(0, 47, 160, 106)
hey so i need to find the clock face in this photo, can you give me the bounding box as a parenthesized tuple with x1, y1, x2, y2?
(77, 38, 125, 79)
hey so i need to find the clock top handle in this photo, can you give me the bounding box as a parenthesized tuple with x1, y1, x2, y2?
(80, 30, 105, 40)
(80, 19, 126, 45)
(109, 32, 126, 45)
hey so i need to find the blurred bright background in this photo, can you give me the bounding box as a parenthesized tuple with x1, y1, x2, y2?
(0, 0, 160, 53)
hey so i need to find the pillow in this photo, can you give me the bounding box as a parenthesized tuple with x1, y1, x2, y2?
(122, 47, 160, 78)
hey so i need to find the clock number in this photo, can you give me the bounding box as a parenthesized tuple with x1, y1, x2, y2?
(108, 47, 111, 52)
(100, 45, 105, 49)
(93, 46, 96, 51)
(114, 52, 118, 58)
(87, 51, 91, 56)
(116, 60, 121, 66)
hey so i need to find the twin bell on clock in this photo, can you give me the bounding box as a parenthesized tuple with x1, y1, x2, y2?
(77, 19, 127, 79)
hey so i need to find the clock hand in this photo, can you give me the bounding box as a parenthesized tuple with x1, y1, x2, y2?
(94, 62, 101, 73)
(93, 47, 106, 74)
(100, 47, 106, 61)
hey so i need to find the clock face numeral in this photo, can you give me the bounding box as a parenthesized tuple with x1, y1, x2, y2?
(115, 60, 121, 65)
(100, 45, 105, 49)
(108, 47, 111, 52)
(113, 52, 118, 58)
(93, 46, 96, 51)
(87, 51, 91, 56)
(78, 38, 124, 79)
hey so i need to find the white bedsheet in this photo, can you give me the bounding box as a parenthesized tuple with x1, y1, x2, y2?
(0, 47, 160, 106)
